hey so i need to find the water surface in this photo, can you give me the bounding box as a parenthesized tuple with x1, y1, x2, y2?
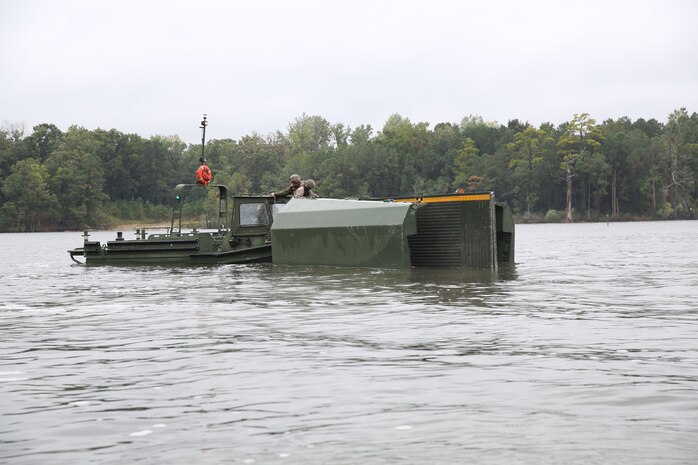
(1, 221, 697, 464)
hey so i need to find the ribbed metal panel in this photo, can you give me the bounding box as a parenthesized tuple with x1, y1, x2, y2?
(408, 203, 463, 267)
(408, 200, 496, 269)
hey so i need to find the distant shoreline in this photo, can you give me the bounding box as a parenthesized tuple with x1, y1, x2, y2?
(110, 222, 171, 231)
(1, 216, 693, 234)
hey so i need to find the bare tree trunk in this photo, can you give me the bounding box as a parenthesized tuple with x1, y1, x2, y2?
(526, 196, 531, 218)
(651, 154, 657, 213)
(681, 197, 696, 219)
(611, 169, 615, 218)
(526, 153, 532, 217)
(566, 165, 573, 223)
(611, 169, 620, 220)
(652, 178, 657, 212)
(525, 184, 531, 218)
(668, 140, 679, 218)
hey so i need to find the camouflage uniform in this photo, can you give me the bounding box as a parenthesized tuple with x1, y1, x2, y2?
(272, 174, 302, 198)
(293, 179, 318, 198)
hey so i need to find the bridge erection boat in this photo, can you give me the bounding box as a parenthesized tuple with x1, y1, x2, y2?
(68, 116, 514, 269)
(68, 184, 285, 265)
(68, 187, 514, 270)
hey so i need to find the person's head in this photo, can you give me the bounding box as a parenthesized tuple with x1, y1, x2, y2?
(289, 174, 301, 188)
(304, 179, 316, 190)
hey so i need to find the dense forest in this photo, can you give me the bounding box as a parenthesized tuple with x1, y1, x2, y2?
(1, 109, 696, 232)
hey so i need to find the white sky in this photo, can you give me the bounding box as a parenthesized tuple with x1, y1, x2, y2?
(1, 0, 697, 144)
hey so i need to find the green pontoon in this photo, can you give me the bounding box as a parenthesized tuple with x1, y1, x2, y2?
(271, 192, 514, 270)
(271, 198, 417, 268)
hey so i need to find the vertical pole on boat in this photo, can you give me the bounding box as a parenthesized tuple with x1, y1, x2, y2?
(200, 114, 207, 163)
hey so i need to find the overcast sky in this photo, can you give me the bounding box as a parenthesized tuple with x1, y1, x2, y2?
(1, 0, 697, 144)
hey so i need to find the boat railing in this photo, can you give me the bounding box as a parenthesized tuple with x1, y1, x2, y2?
(171, 184, 228, 234)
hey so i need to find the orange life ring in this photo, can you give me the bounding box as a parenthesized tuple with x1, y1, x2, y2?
(196, 164, 213, 185)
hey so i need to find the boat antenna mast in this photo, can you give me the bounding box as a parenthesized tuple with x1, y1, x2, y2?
(199, 114, 208, 164)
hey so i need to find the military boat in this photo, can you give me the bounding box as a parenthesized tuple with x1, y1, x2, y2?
(68, 116, 515, 269)
(69, 188, 514, 269)
(68, 184, 288, 265)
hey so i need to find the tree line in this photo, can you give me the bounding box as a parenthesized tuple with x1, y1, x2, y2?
(0, 109, 696, 232)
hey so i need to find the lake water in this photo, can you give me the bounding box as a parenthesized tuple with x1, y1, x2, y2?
(1, 221, 697, 464)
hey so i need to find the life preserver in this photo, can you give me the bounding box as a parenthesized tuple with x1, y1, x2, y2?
(196, 164, 213, 186)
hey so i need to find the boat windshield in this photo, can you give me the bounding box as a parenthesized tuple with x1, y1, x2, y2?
(240, 203, 270, 226)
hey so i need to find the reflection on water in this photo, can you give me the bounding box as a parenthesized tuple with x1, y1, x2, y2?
(1, 221, 697, 465)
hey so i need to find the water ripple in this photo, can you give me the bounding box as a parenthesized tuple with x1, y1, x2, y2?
(1, 223, 697, 464)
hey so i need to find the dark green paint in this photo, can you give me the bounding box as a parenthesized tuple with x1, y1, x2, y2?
(271, 198, 417, 268)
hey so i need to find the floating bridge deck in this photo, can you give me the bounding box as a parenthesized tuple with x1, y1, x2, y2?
(271, 192, 514, 270)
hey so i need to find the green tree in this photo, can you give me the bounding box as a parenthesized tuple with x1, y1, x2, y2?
(138, 135, 189, 204)
(576, 152, 610, 219)
(93, 128, 145, 201)
(557, 113, 604, 222)
(1, 158, 57, 231)
(459, 115, 503, 156)
(600, 119, 650, 219)
(453, 138, 480, 191)
(628, 137, 664, 215)
(535, 125, 566, 214)
(230, 134, 286, 193)
(378, 114, 432, 195)
(424, 122, 463, 195)
(0, 125, 25, 180)
(507, 119, 531, 134)
(45, 126, 107, 228)
(330, 123, 350, 147)
(363, 144, 401, 197)
(224, 171, 253, 194)
(287, 113, 332, 155)
(21, 123, 63, 162)
(350, 124, 373, 145)
(507, 127, 551, 216)
(660, 108, 696, 218)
